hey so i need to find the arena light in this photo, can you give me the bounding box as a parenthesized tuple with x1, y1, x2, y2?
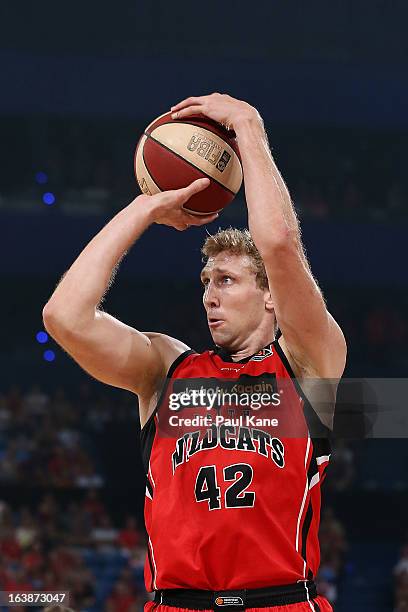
(42, 192, 56, 206)
(36, 331, 48, 344)
(43, 350, 55, 362)
(35, 171, 48, 185)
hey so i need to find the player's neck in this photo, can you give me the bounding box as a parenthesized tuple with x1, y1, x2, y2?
(220, 331, 276, 362)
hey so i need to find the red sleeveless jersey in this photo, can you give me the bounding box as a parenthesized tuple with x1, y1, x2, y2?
(140, 340, 332, 592)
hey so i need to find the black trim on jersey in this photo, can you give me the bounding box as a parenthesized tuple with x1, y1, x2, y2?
(302, 434, 331, 582)
(307, 437, 330, 485)
(301, 499, 313, 565)
(140, 349, 195, 473)
(307, 461, 329, 492)
(155, 581, 318, 609)
(146, 478, 154, 499)
(146, 543, 155, 591)
(213, 330, 281, 364)
(213, 345, 253, 364)
(213, 342, 275, 364)
(300, 433, 330, 585)
(272, 338, 332, 443)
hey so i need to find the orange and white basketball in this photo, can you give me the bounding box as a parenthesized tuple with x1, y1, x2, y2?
(134, 112, 243, 215)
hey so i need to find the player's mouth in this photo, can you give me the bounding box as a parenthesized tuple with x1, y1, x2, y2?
(208, 318, 224, 329)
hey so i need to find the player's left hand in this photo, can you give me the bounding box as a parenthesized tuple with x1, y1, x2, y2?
(171, 93, 259, 131)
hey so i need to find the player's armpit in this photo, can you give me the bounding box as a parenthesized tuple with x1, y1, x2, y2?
(263, 244, 347, 379)
(43, 308, 188, 395)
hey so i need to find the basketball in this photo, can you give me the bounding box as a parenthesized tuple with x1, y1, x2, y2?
(134, 112, 243, 215)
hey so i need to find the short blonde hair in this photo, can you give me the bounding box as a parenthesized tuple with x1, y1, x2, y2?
(201, 227, 268, 290)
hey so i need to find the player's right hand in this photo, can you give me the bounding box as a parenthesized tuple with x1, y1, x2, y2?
(140, 178, 217, 231)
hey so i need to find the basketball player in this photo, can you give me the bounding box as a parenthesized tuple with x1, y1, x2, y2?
(43, 93, 346, 612)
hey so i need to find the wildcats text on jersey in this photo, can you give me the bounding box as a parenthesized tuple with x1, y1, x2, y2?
(171, 424, 285, 473)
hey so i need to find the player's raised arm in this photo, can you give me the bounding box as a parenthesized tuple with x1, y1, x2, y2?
(171, 94, 346, 378)
(43, 179, 216, 399)
(234, 112, 346, 378)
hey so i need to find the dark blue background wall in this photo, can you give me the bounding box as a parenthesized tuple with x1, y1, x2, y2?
(1, 0, 407, 126)
(2, 212, 405, 285)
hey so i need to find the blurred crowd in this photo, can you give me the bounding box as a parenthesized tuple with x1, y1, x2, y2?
(0, 491, 146, 611)
(394, 540, 408, 611)
(0, 386, 104, 488)
(316, 507, 349, 606)
(325, 441, 355, 492)
(1, 118, 407, 220)
(0, 384, 140, 488)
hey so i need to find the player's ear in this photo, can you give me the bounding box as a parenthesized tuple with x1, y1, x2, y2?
(264, 290, 274, 312)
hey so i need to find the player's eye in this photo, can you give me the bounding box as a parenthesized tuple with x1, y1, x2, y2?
(222, 276, 232, 284)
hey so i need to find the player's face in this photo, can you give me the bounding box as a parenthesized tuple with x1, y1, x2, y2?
(201, 252, 270, 349)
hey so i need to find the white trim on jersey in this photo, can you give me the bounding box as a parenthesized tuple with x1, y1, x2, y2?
(149, 460, 156, 488)
(146, 486, 152, 500)
(148, 536, 158, 590)
(304, 434, 311, 469)
(308, 453, 331, 491)
(309, 472, 320, 491)
(296, 434, 312, 554)
(316, 454, 331, 465)
(305, 581, 316, 611)
(297, 580, 316, 611)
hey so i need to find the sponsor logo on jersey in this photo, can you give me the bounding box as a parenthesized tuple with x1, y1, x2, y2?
(170, 373, 280, 412)
(215, 596, 244, 606)
(250, 344, 274, 362)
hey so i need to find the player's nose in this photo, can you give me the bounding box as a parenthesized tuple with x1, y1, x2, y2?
(203, 283, 220, 309)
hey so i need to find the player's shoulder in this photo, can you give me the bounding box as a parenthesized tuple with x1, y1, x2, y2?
(144, 332, 191, 372)
(142, 333, 215, 378)
(137, 333, 193, 413)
